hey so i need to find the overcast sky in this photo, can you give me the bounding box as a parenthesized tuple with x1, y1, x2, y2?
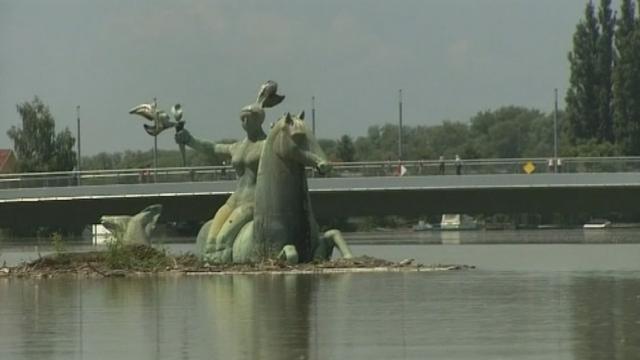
(1, 0, 592, 155)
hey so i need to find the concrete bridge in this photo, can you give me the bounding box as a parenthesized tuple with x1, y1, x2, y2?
(2, 172, 640, 230)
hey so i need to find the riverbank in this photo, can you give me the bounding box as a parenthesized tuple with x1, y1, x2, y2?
(0, 244, 472, 278)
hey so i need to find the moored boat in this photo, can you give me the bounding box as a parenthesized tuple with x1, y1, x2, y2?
(583, 219, 612, 229)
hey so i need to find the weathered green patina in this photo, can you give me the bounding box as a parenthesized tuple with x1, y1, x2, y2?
(100, 204, 162, 245)
(176, 82, 353, 264)
(230, 111, 352, 263)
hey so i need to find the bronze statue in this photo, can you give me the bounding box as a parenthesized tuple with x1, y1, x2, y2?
(175, 82, 352, 263)
(100, 204, 162, 245)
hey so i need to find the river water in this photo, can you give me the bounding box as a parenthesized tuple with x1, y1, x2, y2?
(1, 230, 639, 359)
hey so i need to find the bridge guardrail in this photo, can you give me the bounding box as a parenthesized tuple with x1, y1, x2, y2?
(2, 157, 640, 190)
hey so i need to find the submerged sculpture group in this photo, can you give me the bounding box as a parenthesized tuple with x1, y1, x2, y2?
(122, 82, 353, 264)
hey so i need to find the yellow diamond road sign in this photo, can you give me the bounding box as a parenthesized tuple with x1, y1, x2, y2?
(523, 161, 535, 174)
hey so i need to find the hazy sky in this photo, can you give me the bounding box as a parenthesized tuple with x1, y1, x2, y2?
(1, 0, 592, 155)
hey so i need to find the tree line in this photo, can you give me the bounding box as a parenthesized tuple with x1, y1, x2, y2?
(2, 100, 621, 173)
(566, 0, 640, 154)
(77, 105, 615, 169)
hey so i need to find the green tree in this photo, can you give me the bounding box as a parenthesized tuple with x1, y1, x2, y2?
(335, 135, 356, 162)
(354, 135, 376, 161)
(566, 1, 601, 143)
(424, 121, 474, 159)
(83, 151, 121, 170)
(522, 113, 555, 157)
(404, 125, 435, 160)
(469, 107, 547, 158)
(562, 139, 621, 157)
(52, 129, 77, 171)
(353, 125, 400, 161)
(613, 0, 640, 154)
(596, 0, 615, 142)
(317, 139, 338, 161)
(6, 97, 76, 172)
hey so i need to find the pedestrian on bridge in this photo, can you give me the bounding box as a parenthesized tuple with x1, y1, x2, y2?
(439, 155, 445, 175)
(455, 155, 462, 175)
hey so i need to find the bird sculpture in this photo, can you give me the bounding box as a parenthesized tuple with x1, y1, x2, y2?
(129, 101, 187, 165)
(127, 102, 156, 121)
(129, 102, 183, 136)
(256, 80, 285, 109)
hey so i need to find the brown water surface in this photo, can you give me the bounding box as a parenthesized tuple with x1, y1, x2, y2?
(0, 231, 639, 359)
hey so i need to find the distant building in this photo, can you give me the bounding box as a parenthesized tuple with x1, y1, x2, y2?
(0, 149, 17, 174)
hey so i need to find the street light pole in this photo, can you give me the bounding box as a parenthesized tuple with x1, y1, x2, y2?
(398, 89, 403, 161)
(554, 88, 558, 173)
(311, 96, 316, 135)
(76, 105, 81, 185)
(153, 97, 158, 182)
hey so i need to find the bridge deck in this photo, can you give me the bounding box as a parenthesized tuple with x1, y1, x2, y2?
(1, 173, 639, 229)
(2, 173, 639, 202)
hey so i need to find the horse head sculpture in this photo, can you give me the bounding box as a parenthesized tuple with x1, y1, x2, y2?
(229, 111, 351, 264)
(196, 110, 351, 264)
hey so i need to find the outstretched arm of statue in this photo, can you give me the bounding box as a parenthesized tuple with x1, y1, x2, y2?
(175, 128, 231, 156)
(297, 149, 331, 174)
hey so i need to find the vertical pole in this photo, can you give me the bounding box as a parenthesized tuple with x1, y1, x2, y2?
(76, 105, 81, 185)
(153, 97, 158, 182)
(311, 96, 316, 135)
(398, 89, 403, 161)
(554, 88, 558, 173)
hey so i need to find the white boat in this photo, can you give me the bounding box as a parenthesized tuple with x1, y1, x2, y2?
(440, 214, 478, 230)
(91, 224, 113, 244)
(537, 224, 561, 229)
(583, 219, 612, 229)
(413, 220, 433, 231)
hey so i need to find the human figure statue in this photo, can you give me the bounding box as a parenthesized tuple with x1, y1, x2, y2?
(174, 81, 352, 264)
(175, 81, 284, 263)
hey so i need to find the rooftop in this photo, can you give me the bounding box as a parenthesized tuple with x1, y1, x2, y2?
(0, 149, 15, 171)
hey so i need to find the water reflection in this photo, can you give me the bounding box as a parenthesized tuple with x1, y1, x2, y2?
(440, 231, 461, 244)
(1, 253, 640, 359)
(571, 274, 640, 360)
(201, 275, 315, 359)
(0, 275, 319, 360)
(0, 278, 84, 359)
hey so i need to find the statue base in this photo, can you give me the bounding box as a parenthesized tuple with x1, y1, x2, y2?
(1, 245, 475, 278)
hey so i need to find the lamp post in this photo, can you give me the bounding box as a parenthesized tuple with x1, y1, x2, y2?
(398, 89, 403, 161)
(153, 97, 158, 182)
(76, 105, 81, 184)
(311, 96, 316, 135)
(554, 88, 558, 173)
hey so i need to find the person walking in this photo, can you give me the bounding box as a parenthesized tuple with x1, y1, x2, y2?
(556, 158, 562, 173)
(439, 155, 445, 175)
(455, 154, 462, 175)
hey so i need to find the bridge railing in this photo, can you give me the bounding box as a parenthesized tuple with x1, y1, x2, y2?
(2, 157, 640, 190)
(0, 166, 238, 189)
(326, 157, 640, 177)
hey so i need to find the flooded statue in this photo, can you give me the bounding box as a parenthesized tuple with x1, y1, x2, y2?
(175, 81, 353, 263)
